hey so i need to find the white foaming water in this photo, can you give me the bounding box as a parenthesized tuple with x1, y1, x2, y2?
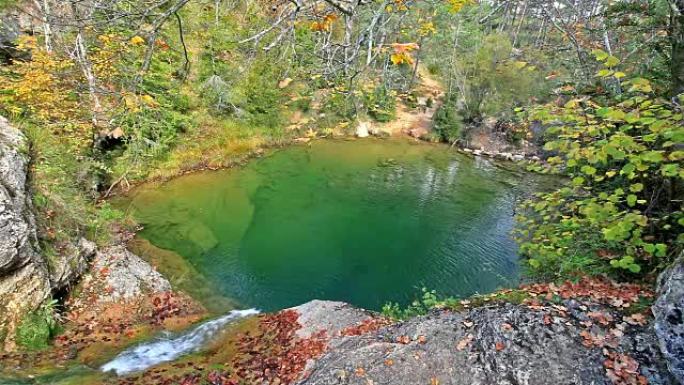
(100, 309, 259, 376)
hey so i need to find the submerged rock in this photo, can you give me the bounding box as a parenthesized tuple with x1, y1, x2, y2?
(654, 255, 684, 384)
(0, 116, 51, 350)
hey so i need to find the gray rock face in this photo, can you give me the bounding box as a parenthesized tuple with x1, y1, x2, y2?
(49, 238, 97, 291)
(293, 300, 374, 340)
(0, 116, 51, 350)
(654, 256, 684, 384)
(85, 245, 171, 303)
(0, 5, 34, 63)
(0, 116, 37, 274)
(296, 301, 673, 385)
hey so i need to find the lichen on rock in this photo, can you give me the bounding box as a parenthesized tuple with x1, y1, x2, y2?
(654, 254, 684, 384)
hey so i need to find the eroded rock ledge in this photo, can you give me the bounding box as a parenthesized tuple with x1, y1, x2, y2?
(293, 296, 674, 385)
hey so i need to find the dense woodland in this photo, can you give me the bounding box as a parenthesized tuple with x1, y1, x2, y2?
(0, 0, 683, 351)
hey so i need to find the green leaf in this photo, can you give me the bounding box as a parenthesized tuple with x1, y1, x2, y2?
(629, 183, 644, 192)
(621, 163, 636, 175)
(604, 56, 620, 67)
(662, 164, 679, 177)
(592, 49, 609, 61)
(642, 151, 664, 163)
(572, 176, 585, 186)
(581, 165, 597, 175)
(627, 194, 637, 207)
(629, 78, 653, 93)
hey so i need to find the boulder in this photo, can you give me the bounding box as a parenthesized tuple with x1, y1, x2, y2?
(0, 116, 51, 350)
(49, 238, 97, 291)
(654, 256, 684, 384)
(356, 121, 370, 138)
(84, 245, 171, 304)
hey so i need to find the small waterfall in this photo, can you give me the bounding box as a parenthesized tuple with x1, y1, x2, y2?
(101, 309, 259, 376)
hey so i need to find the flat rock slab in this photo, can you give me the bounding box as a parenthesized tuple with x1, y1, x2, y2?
(296, 302, 674, 385)
(83, 245, 171, 304)
(293, 300, 375, 340)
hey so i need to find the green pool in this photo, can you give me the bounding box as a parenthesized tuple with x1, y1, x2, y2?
(120, 139, 548, 312)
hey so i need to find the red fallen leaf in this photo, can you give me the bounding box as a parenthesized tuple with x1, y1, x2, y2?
(384, 358, 394, 366)
(495, 342, 505, 351)
(396, 335, 410, 344)
(543, 314, 552, 325)
(229, 309, 328, 385)
(354, 367, 366, 377)
(588, 311, 614, 326)
(340, 317, 392, 336)
(417, 335, 427, 344)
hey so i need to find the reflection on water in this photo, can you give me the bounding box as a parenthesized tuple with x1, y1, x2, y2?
(120, 139, 552, 312)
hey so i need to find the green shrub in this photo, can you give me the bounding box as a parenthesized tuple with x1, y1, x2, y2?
(364, 86, 396, 122)
(432, 96, 464, 143)
(515, 74, 684, 279)
(241, 61, 285, 129)
(16, 300, 59, 350)
(382, 288, 457, 320)
(322, 91, 356, 123)
(117, 106, 192, 161)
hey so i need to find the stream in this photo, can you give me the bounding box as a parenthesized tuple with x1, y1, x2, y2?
(100, 309, 259, 375)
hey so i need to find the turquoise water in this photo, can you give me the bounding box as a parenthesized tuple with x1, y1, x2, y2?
(121, 139, 548, 311)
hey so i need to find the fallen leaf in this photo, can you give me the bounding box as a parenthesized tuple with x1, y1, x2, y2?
(396, 335, 410, 344)
(456, 334, 473, 351)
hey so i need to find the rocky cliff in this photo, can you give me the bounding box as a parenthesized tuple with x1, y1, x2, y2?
(0, 116, 99, 351)
(0, 116, 51, 350)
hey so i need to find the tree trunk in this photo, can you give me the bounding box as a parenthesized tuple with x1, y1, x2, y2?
(671, 0, 684, 96)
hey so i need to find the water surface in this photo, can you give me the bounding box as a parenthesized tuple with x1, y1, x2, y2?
(121, 139, 547, 311)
